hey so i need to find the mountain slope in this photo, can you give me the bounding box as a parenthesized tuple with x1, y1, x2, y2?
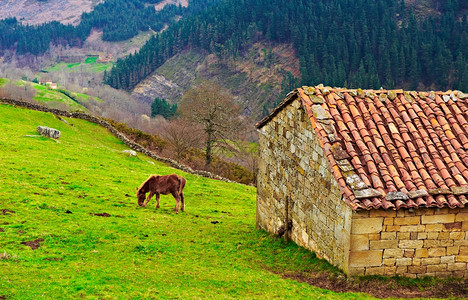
(0, 102, 364, 298)
(0, 0, 100, 25)
(131, 44, 300, 119)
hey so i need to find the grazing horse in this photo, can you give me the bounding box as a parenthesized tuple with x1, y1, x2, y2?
(137, 174, 186, 213)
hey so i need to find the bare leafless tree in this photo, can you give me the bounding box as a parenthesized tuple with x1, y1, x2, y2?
(178, 81, 243, 170)
(160, 118, 203, 161)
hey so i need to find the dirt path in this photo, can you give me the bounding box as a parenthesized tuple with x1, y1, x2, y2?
(280, 271, 468, 299)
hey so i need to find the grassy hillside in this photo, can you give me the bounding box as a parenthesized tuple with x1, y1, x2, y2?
(0, 103, 367, 299)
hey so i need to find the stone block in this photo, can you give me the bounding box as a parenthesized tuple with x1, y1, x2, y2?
(370, 240, 398, 250)
(454, 240, 468, 246)
(463, 222, 468, 231)
(439, 232, 450, 239)
(440, 240, 454, 247)
(415, 248, 428, 258)
(383, 218, 394, 226)
(421, 257, 441, 265)
(425, 224, 444, 232)
(447, 263, 467, 271)
(427, 232, 439, 239)
(383, 258, 396, 266)
(347, 267, 365, 276)
(418, 232, 428, 239)
(441, 255, 455, 264)
(399, 240, 423, 249)
(381, 232, 397, 240)
(385, 225, 401, 231)
(351, 218, 383, 234)
(421, 214, 455, 224)
(365, 266, 386, 276)
(450, 232, 465, 240)
(408, 265, 427, 273)
(383, 248, 404, 258)
(428, 247, 446, 257)
(455, 213, 468, 222)
(350, 234, 369, 251)
(427, 264, 447, 273)
(396, 257, 412, 266)
(424, 240, 440, 248)
(404, 250, 415, 258)
(394, 216, 421, 226)
(456, 256, 468, 262)
(447, 246, 459, 255)
(400, 225, 426, 232)
(398, 232, 410, 240)
(443, 222, 462, 231)
(396, 266, 408, 274)
(368, 233, 381, 240)
(349, 250, 383, 267)
(460, 246, 468, 256)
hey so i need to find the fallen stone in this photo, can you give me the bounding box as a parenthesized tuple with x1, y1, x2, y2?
(408, 189, 428, 199)
(311, 105, 329, 120)
(451, 186, 468, 195)
(428, 188, 452, 195)
(336, 159, 354, 172)
(344, 172, 367, 190)
(353, 188, 383, 199)
(385, 191, 409, 201)
(37, 126, 61, 139)
(122, 150, 137, 156)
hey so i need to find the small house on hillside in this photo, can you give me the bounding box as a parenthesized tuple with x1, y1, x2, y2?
(256, 85, 468, 278)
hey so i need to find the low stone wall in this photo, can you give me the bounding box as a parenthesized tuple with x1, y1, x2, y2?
(350, 207, 468, 278)
(257, 97, 352, 271)
(0, 98, 233, 183)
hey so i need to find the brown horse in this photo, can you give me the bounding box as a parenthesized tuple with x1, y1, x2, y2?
(137, 174, 186, 213)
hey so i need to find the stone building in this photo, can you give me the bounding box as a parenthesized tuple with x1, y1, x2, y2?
(256, 85, 468, 277)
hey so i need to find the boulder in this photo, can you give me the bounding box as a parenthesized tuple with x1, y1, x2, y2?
(37, 126, 61, 139)
(122, 150, 137, 157)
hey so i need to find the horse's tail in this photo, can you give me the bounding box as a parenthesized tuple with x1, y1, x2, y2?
(178, 176, 186, 195)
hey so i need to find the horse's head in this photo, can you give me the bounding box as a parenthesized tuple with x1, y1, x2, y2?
(137, 188, 146, 207)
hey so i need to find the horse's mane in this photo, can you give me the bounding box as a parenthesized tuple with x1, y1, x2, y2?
(137, 175, 156, 194)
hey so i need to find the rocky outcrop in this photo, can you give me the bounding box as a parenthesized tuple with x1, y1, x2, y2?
(37, 126, 61, 139)
(131, 73, 183, 105)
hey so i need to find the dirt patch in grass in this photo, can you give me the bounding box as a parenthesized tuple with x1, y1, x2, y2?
(1, 209, 15, 215)
(43, 257, 63, 261)
(92, 212, 111, 217)
(280, 272, 468, 299)
(21, 238, 44, 250)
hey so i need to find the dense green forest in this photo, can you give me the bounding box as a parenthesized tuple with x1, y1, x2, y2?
(1, 0, 468, 113)
(0, 0, 218, 55)
(103, 0, 468, 100)
(151, 97, 178, 118)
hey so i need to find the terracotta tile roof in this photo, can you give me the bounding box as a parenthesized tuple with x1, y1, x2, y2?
(257, 85, 468, 210)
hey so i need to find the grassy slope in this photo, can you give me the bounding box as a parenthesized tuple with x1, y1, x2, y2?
(0, 104, 369, 299)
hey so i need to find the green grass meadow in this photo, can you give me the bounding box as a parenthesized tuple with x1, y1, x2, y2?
(0, 104, 369, 299)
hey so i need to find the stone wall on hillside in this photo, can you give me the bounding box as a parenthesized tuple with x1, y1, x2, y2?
(0, 98, 233, 183)
(257, 96, 353, 272)
(350, 207, 468, 278)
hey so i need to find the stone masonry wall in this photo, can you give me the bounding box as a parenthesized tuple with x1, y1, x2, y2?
(257, 97, 353, 272)
(349, 207, 468, 278)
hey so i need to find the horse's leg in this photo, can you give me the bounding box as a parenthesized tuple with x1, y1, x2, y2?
(180, 192, 185, 212)
(155, 193, 160, 209)
(172, 192, 180, 213)
(143, 191, 154, 207)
